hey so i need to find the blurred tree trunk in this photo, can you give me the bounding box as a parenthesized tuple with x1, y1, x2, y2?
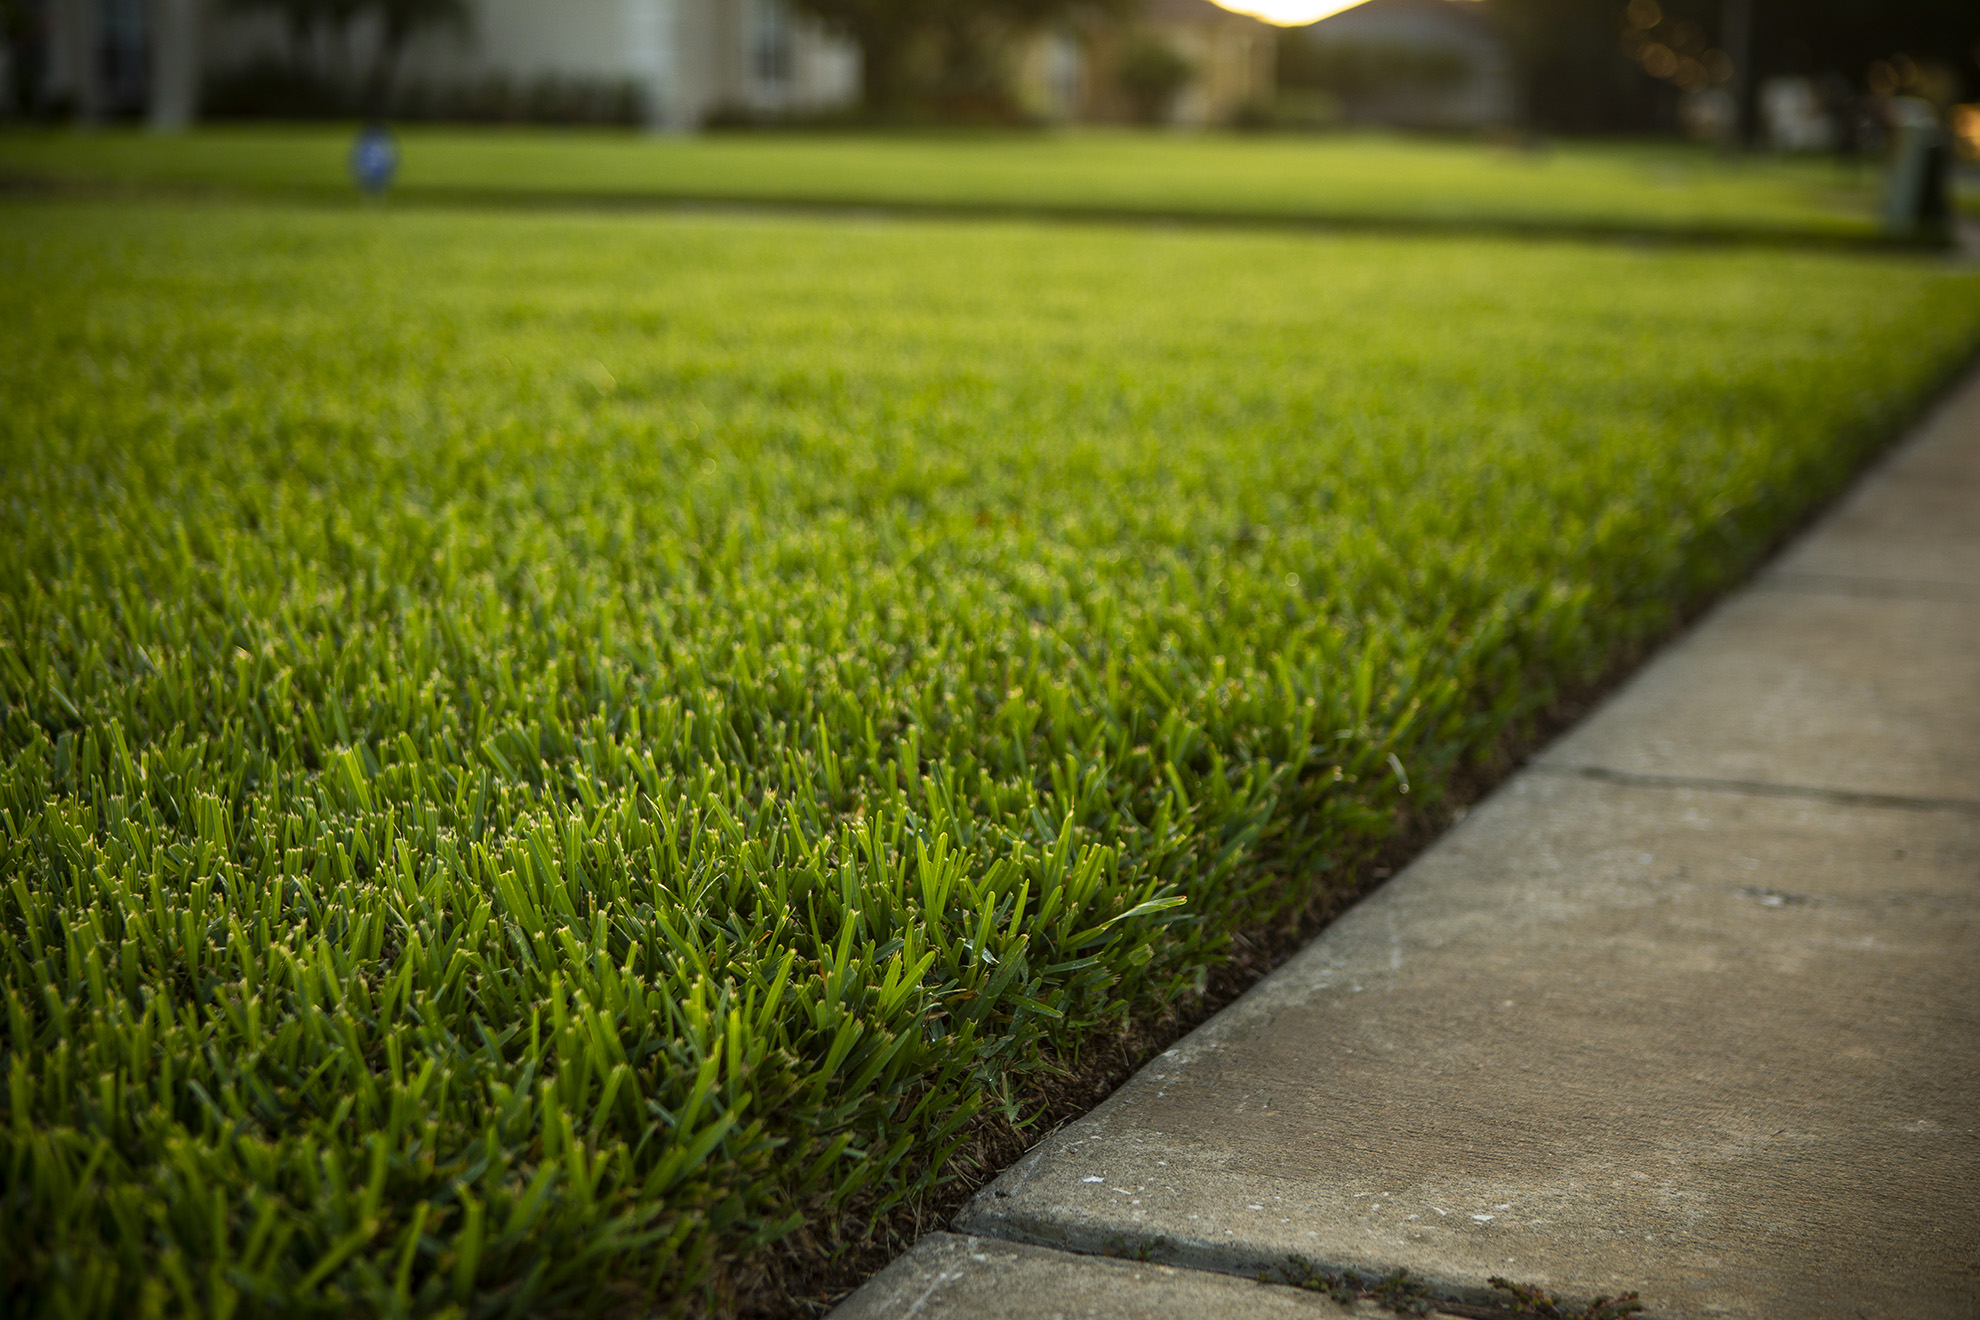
(858, 25, 907, 115)
(53, 0, 105, 122)
(364, 0, 468, 116)
(1719, 0, 1752, 148)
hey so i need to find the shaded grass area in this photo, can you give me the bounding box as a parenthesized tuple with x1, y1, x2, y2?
(0, 127, 1892, 241)
(2, 199, 1978, 1318)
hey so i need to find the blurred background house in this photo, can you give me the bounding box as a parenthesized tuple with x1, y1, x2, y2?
(1020, 0, 1275, 127)
(4, 0, 1976, 141)
(15, 0, 860, 128)
(1758, 76, 1837, 152)
(1277, 0, 1514, 129)
(11, 0, 164, 121)
(12, 0, 1274, 129)
(346, 0, 864, 128)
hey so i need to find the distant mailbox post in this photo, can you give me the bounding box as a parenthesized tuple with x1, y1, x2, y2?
(350, 126, 401, 196)
(1882, 99, 1951, 242)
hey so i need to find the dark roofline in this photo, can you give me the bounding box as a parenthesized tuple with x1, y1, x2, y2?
(1301, 0, 1498, 38)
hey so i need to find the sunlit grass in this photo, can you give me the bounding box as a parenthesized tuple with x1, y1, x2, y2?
(2, 198, 1977, 1317)
(0, 125, 1891, 238)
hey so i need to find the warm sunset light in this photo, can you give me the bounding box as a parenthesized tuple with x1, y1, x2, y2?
(1207, 0, 1373, 26)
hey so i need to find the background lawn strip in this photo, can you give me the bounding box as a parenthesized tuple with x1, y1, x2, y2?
(3, 199, 1979, 1317)
(0, 127, 1891, 243)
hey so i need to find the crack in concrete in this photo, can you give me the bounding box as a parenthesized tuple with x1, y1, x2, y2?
(951, 1219, 1651, 1320)
(1529, 761, 1980, 816)
(1757, 571, 1980, 604)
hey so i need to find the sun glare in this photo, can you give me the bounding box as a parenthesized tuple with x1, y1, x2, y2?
(1207, 0, 1374, 26)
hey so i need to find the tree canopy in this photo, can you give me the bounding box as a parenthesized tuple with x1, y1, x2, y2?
(787, 0, 1127, 115)
(1483, 0, 1979, 133)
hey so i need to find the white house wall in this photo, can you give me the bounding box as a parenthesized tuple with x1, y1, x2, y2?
(397, 0, 633, 83)
(193, 0, 858, 128)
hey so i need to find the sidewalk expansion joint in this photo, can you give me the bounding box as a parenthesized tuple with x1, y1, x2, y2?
(950, 1225, 1652, 1320)
(1757, 571, 1980, 604)
(1531, 761, 1980, 816)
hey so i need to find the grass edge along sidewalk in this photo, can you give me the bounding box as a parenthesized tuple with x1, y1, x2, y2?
(918, 362, 1980, 1320)
(3, 200, 1980, 1319)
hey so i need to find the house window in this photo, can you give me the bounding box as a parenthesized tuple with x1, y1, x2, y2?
(99, 0, 149, 112)
(750, 0, 793, 88)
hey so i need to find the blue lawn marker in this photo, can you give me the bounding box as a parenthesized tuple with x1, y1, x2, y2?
(350, 125, 400, 195)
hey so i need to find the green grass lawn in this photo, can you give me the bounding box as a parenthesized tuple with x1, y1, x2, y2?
(0, 125, 1896, 240)
(3, 197, 1978, 1318)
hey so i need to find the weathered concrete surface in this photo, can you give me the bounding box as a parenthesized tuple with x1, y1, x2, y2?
(937, 371, 1980, 1320)
(1766, 374, 1980, 595)
(830, 1232, 1361, 1320)
(955, 778, 1980, 1318)
(1535, 588, 1980, 803)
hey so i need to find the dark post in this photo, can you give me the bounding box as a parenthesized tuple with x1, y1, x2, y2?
(1719, 0, 1752, 151)
(1882, 99, 1953, 242)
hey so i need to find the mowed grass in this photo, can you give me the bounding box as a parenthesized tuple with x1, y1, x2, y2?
(3, 198, 1978, 1318)
(0, 126, 1891, 239)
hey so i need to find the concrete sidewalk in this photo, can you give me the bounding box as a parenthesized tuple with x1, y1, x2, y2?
(831, 365, 1980, 1320)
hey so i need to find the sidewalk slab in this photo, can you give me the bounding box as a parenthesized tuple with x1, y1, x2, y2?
(953, 776, 1980, 1318)
(1766, 376, 1980, 593)
(830, 1232, 1361, 1320)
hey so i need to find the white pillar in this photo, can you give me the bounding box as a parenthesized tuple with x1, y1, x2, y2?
(148, 0, 201, 131)
(627, 0, 686, 131)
